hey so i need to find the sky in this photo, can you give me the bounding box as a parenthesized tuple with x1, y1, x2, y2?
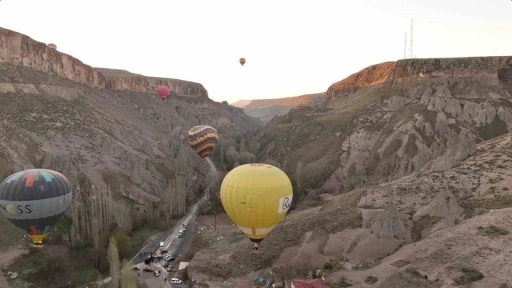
(1, 0, 511, 103)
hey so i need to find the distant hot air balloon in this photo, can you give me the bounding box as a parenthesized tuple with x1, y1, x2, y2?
(239, 58, 246, 66)
(220, 163, 293, 253)
(156, 86, 170, 101)
(0, 169, 73, 244)
(47, 43, 57, 50)
(187, 125, 219, 159)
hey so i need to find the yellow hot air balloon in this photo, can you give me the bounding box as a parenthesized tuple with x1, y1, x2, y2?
(220, 163, 293, 252)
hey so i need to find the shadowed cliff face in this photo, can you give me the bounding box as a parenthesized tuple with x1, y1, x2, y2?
(0, 63, 260, 206)
(248, 56, 512, 196)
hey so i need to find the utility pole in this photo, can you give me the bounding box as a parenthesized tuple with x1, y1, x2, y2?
(409, 18, 414, 59)
(404, 31, 408, 59)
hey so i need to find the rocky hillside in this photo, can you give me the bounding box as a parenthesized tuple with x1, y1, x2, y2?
(232, 93, 324, 123)
(0, 27, 260, 206)
(247, 56, 512, 201)
(189, 132, 512, 288)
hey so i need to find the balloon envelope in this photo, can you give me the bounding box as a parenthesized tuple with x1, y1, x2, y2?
(156, 86, 170, 100)
(239, 58, 246, 66)
(187, 125, 219, 159)
(220, 163, 293, 244)
(0, 169, 73, 244)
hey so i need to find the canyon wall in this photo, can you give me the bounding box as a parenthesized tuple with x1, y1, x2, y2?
(326, 57, 512, 99)
(0, 27, 207, 98)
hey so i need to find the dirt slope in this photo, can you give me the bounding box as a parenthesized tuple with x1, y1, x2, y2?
(0, 62, 259, 204)
(247, 57, 512, 200)
(188, 132, 512, 288)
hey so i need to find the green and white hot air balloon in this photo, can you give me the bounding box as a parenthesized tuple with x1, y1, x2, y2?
(0, 169, 73, 244)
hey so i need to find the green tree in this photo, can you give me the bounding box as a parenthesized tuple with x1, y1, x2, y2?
(107, 236, 120, 288)
(112, 228, 132, 260)
(120, 259, 138, 288)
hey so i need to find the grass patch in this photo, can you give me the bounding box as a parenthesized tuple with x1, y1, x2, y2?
(411, 216, 442, 241)
(196, 191, 363, 279)
(378, 268, 442, 288)
(477, 225, 509, 237)
(129, 224, 163, 253)
(453, 267, 484, 285)
(461, 195, 512, 218)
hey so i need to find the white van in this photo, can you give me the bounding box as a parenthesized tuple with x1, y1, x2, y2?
(159, 242, 164, 249)
(170, 278, 182, 284)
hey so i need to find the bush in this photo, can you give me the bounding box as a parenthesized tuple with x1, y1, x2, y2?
(323, 262, 333, 270)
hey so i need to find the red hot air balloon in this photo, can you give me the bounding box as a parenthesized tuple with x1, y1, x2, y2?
(239, 58, 246, 66)
(156, 86, 170, 100)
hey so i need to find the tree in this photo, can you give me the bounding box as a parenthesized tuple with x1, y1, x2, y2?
(107, 236, 120, 288)
(120, 260, 138, 288)
(238, 151, 255, 165)
(221, 100, 228, 105)
(225, 146, 239, 170)
(112, 229, 132, 260)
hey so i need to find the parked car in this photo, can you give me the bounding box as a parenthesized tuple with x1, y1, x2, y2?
(159, 241, 165, 249)
(170, 278, 182, 284)
(154, 270, 160, 277)
(166, 265, 173, 272)
(183, 223, 187, 228)
(143, 267, 153, 272)
(132, 266, 140, 271)
(161, 249, 169, 254)
(163, 262, 169, 268)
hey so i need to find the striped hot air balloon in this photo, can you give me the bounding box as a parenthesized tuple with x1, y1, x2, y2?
(0, 169, 73, 244)
(187, 125, 219, 159)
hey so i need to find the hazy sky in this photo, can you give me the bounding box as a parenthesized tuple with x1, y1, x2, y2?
(1, 0, 511, 102)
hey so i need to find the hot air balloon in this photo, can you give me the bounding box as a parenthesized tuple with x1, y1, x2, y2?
(239, 58, 246, 66)
(0, 169, 73, 244)
(220, 163, 293, 253)
(156, 86, 170, 101)
(187, 125, 219, 159)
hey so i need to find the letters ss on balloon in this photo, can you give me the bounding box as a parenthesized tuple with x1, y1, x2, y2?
(0, 204, 32, 214)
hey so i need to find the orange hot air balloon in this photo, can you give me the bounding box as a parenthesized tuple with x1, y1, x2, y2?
(239, 58, 246, 66)
(156, 86, 170, 101)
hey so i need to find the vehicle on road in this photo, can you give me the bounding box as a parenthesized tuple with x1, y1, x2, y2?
(165, 256, 176, 262)
(159, 241, 164, 249)
(183, 223, 188, 228)
(143, 267, 154, 272)
(170, 278, 182, 284)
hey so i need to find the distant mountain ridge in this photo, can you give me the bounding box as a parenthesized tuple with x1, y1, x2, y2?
(232, 93, 324, 122)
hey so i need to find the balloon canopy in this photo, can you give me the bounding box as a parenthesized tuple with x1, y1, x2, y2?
(239, 58, 246, 66)
(187, 125, 219, 159)
(0, 169, 73, 244)
(220, 163, 293, 245)
(156, 86, 170, 100)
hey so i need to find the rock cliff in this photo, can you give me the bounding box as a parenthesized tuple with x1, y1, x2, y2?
(0, 27, 105, 88)
(248, 56, 512, 200)
(0, 27, 210, 98)
(0, 27, 260, 206)
(97, 68, 209, 98)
